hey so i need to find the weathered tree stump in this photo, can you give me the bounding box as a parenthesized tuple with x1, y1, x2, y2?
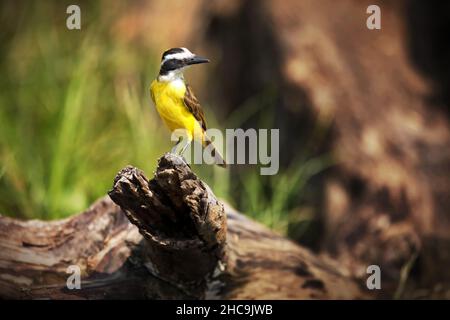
(108, 154, 227, 298)
(0, 154, 368, 299)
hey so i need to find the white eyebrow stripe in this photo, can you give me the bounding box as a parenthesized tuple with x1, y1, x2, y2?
(162, 50, 194, 65)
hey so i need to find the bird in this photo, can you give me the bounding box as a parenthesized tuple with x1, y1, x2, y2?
(150, 47, 226, 167)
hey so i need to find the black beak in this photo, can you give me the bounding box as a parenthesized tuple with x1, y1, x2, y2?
(186, 55, 210, 65)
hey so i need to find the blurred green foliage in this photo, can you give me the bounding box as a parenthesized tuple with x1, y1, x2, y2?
(0, 2, 328, 240)
(0, 2, 166, 218)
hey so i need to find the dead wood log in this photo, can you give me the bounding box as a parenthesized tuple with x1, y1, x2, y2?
(0, 154, 368, 299)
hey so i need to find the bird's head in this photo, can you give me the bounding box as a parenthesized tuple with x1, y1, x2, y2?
(158, 47, 209, 81)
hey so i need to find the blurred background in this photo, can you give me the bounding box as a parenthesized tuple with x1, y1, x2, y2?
(0, 0, 449, 298)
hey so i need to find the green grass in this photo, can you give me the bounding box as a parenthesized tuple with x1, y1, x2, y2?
(0, 2, 329, 239)
(238, 155, 332, 234)
(0, 2, 165, 218)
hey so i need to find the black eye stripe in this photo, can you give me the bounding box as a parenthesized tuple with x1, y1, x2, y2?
(160, 58, 185, 74)
(161, 48, 185, 61)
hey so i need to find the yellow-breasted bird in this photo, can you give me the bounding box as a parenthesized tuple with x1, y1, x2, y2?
(150, 47, 226, 167)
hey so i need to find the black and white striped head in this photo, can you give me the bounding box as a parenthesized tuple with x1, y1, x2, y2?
(158, 47, 209, 81)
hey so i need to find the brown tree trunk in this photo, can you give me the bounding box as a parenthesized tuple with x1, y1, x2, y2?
(0, 154, 368, 299)
(202, 0, 450, 298)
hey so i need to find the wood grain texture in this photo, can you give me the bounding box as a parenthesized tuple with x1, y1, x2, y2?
(0, 154, 368, 299)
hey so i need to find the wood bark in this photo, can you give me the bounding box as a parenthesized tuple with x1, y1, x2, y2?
(0, 154, 367, 299)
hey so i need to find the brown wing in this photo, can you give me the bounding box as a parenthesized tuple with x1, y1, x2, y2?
(183, 84, 207, 131)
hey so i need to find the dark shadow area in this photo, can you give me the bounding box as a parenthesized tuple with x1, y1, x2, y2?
(406, 0, 450, 113)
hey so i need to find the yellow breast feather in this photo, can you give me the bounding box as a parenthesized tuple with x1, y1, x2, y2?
(150, 79, 202, 141)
